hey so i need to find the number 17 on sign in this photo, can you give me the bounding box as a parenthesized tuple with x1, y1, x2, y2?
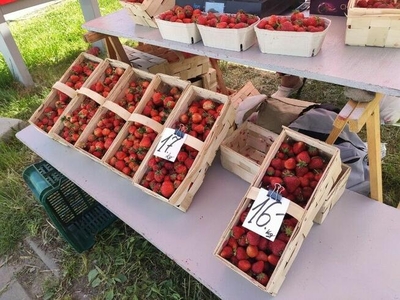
(242, 187, 290, 242)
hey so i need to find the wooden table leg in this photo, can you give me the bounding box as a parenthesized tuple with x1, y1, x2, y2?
(366, 100, 383, 202)
(209, 58, 228, 95)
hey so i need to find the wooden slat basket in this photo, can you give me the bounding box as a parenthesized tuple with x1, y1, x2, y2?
(133, 85, 235, 212)
(345, 0, 400, 48)
(220, 121, 278, 183)
(214, 127, 342, 296)
(119, 0, 175, 28)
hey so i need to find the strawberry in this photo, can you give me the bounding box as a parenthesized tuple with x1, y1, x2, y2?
(237, 260, 251, 272)
(284, 157, 296, 170)
(283, 176, 300, 193)
(307, 145, 319, 157)
(296, 151, 310, 164)
(246, 245, 259, 258)
(251, 260, 265, 274)
(228, 237, 238, 250)
(268, 239, 286, 256)
(292, 141, 306, 155)
(267, 254, 280, 266)
(269, 176, 283, 187)
(270, 158, 284, 170)
(237, 235, 247, 247)
(160, 181, 175, 198)
(220, 246, 233, 259)
(295, 164, 309, 177)
(240, 210, 249, 224)
(231, 225, 245, 239)
(256, 272, 269, 285)
(308, 156, 324, 169)
(246, 231, 261, 246)
(277, 232, 290, 243)
(236, 246, 249, 260)
(255, 251, 269, 262)
(302, 186, 314, 200)
(266, 166, 275, 176)
(279, 142, 291, 154)
(258, 237, 269, 251)
(299, 176, 310, 187)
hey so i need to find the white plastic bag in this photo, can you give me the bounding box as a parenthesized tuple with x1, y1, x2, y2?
(380, 95, 400, 125)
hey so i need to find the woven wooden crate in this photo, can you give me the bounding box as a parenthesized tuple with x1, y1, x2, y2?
(101, 113, 164, 180)
(105, 66, 156, 114)
(214, 127, 342, 296)
(314, 163, 351, 224)
(29, 52, 103, 133)
(345, 0, 400, 47)
(123, 45, 169, 75)
(131, 44, 210, 80)
(220, 121, 278, 183)
(133, 85, 235, 212)
(119, 0, 175, 28)
(48, 93, 105, 147)
(229, 81, 261, 110)
(74, 101, 131, 162)
(190, 68, 217, 91)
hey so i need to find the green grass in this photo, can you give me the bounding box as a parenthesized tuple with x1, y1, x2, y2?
(1, 0, 400, 299)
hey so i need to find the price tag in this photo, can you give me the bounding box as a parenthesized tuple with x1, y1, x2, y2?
(154, 128, 187, 162)
(242, 187, 290, 242)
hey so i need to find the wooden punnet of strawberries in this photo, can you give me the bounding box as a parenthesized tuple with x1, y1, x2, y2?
(114, 77, 151, 113)
(218, 138, 329, 286)
(139, 98, 224, 199)
(33, 57, 100, 133)
(355, 0, 400, 8)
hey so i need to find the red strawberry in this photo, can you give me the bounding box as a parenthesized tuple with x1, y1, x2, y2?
(240, 210, 249, 224)
(246, 245, 259, 258)
(256, 272, 269, 285)
(231, 225, 245, 239)
(266, 166, 275, 176)
(238, 260, 251, 272)
(308, 156, 324, 169)
(284, 157, 296, 170)
(302, 186, 314, 200)
(299, 176, 310, 187)
(307, 145, 319, 157)
(160, 181, 175, 198)
(270, 176, 283, 187)
(258, 237, 269, 251)
(228, 237, 238, 250)
(255, 251, 269, 262)
(235, 246, 248, 260)
(296, 151, 310, 164)
(246, 231, 261, 246)
(251, 260, 265, 274)
(283, 176, 300, 193)
(277, 232, 290, 243)
(292, 141, 306, 154)
(279, 142, 292, 154)
(220, 246, 233, 259)
(270, 158, 284, 170)
(268, 239, 287, 256)
(267, 254, 280, 266)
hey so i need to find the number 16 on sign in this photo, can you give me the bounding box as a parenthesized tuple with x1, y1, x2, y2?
(242, 187, 290, 242)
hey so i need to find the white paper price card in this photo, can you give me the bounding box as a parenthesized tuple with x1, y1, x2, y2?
(243, 188, 290, 242)
(154, 128, 187, 162)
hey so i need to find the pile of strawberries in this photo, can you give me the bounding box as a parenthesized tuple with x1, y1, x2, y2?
(219, 208, 298, 286)
(356, 0, 400, 8)
(157, 5, 202, 23)
(261, 138, 328, 207)
(58, 97, 99, 144)
(257, 12, 327, 32)
(196, 10, 259, 29)
(108, 123, 158, 177)
(34, 58, 100, 133)
(80, 110, 126, 159)
(141, 85, 182, 124)
(89, 65, 126, 98)
(139, 98, 224, 198)
(115, 78, 151, 113)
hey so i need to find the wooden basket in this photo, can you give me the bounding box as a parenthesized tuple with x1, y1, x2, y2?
(229, 81, 261, 110)
(123, 45, 169, 75)
(135, 44, 210, 80)
(345, 0, 400, 48)
(220, 121, 278, 183)
(214, 127, 342, 296)
(190, 68, 217, 91)
(133, 85, 235, 212)
(29, 52, 103, 133)
(74, 101, 131, 162)
(119, 0, 175, 28)
(48, 93, 104, 147)
(314, 163, 351, 224)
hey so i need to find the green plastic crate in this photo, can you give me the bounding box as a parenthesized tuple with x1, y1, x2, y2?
(23, 161, 118, 253)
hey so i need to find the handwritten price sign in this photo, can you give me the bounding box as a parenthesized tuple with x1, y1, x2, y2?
(243, 188, 290, 242)
(154, 128, 187, 162)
